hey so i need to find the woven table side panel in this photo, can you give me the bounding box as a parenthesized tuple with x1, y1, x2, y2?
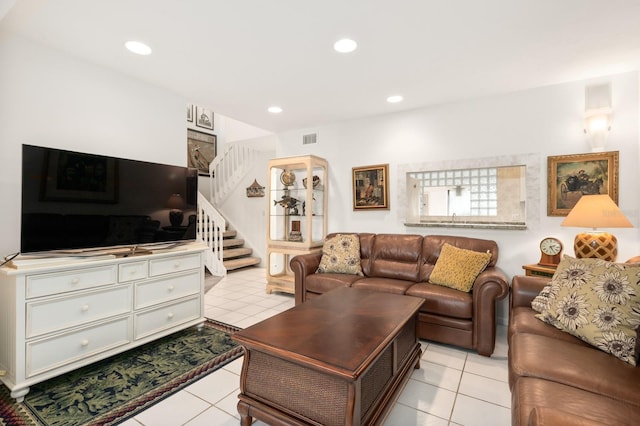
(360, 344, 393, 420)
(245, 351, 348, 426)
(396, 318, 416, 368)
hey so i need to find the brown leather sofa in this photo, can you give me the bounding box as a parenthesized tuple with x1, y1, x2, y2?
(290, 233, 510, 356)
(509, 274, 640, 425)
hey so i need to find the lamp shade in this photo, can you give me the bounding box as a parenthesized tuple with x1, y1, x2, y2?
(167, 193, 184, 209)
(561, 194, 633, 261)
(561, 194, 633, 229)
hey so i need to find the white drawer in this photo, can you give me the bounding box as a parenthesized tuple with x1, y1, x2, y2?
(119, 261, 148, 283)
(134, 296, 201, 340)
(149, 253, 201, 277)
(26, 316, 131, 378)
(26, 285, 132, 338)
(26, 266, 118, 299)
(134, 271, 201, 309)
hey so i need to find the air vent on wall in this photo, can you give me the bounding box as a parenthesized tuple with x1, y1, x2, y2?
(302, 133, 318, 145)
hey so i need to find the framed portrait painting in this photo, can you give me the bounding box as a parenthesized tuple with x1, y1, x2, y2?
(187, 129, 217, 176)
(547, 151, 619, 216)
(195, 106, 214, 130)
(352, 164, 389, 210)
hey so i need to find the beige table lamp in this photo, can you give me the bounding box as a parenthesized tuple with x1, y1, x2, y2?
(561, 194, 633, 261)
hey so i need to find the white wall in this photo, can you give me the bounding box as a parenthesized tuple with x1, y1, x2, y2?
(0, 32, 188, 256)
(275, 71, 640, 324)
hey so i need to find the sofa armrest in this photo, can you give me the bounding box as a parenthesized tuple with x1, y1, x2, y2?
(290, 252, 323, 305)
(511, 275, 550, 310)
(472, 266, 510, 356)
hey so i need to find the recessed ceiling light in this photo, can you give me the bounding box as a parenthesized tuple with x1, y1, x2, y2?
(268, 106, 283, 114)
(387, 95, 404, 103)
(125, 41, 152, 55)
(333, 38, 357, 53)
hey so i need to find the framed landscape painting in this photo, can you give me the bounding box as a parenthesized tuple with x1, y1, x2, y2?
(352, 164, 389, 210)
(547, 151, 619, 216)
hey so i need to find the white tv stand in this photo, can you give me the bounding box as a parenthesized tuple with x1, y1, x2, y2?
(0, 242, 207, 401)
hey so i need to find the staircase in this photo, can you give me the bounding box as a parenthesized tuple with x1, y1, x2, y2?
(222, 227, 261, 271)
(197, 143, 262, 276)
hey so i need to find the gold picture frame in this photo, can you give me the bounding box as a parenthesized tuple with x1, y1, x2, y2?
(547, 151, 619, 216)
(352, 164, 389, 210)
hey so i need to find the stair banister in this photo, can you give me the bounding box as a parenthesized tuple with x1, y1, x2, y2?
(196, 192, 226, 276)
(209, 143, 257, 205)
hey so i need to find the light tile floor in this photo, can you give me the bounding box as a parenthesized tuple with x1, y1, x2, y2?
(121, 268, 511, 426)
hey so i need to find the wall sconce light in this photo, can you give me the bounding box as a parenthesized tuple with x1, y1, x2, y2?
(167, 193, 185, 226)
(561, 194, 633, 262)
(584, 83, 612, 152)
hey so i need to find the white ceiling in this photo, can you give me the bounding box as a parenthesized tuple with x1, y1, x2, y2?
(3, 0, 640, 133)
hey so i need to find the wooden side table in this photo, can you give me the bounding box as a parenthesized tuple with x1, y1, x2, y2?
(522, 264, 557, 278)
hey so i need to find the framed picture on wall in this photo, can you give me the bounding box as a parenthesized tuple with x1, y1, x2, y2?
(547, 150, 619, 216)
(195, 106, 214, 130)
(352, 164, 389, 210)
(187, 104, 193, 122)
(187, 129, 217, 176)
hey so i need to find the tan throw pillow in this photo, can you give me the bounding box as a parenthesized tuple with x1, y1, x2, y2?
(535, 255, 640, 366)
(531, 256, 575, 313)
(429, 243, 491, 292)
(316, 234, 363, 276)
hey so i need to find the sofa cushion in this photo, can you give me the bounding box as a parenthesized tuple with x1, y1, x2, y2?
(316, 234, 364, 275)
(369, 234, 422, 281)
(406, 283, 472, 319)
(511, 333, 640, 407)
(351, 277, 415, 295)
(304, 273, 362, 293)
(535, 256, 640, 365)
(429, 243, 491, 292)
(512, 377, 640, 426)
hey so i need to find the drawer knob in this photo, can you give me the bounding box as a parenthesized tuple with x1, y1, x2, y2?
(167, 312, 174, 319)
(81, 339, 89, 347)
(167, 285, 174, 292)
(71, 278, 80, 285)
(81, 305, 90, 312)
(174, 262, 181, 269)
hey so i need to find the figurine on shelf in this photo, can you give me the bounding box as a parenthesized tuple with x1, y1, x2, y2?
(302, 175, 320, 189)
(288, 220, 303, 241)
(274, 195, 300, 215)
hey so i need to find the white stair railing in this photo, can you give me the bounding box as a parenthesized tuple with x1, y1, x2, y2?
(209, 143, 258, 205)
(196, 192, 226, 276)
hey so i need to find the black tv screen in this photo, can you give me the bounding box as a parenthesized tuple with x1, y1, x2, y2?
(21, 144, 198, 253)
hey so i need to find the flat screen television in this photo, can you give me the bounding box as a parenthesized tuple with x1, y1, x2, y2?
(21, 144, 198, 254)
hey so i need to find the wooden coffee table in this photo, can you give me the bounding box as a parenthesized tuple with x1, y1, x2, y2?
(232, 287, 423, 426)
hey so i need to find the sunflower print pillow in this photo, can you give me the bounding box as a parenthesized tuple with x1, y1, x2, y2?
(316, 234, 363, 276)
(535, 255, 640, 365)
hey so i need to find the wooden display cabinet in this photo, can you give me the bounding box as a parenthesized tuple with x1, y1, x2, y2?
(266, 155, 328, 294)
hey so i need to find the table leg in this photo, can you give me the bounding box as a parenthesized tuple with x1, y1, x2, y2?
(238, 400, 253, 426)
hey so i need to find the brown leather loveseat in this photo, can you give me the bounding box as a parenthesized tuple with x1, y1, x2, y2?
(290, 233, 509, 356)
(509, 274, 640, 425)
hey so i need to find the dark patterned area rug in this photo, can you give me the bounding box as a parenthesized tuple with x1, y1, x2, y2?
(0, 320, 242, 426)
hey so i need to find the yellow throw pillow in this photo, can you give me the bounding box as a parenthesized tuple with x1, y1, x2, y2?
(429, 243, 491, 292)
(316, 234, 363, 276)
(535, 255, 640, 366)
